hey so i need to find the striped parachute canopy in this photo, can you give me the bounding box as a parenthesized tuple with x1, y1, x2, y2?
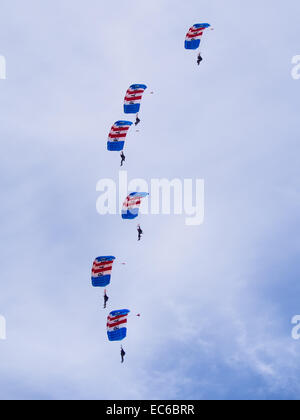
(124, 84, 147, 114)
(107, 309, 130, 342)
(91, 256, 116, 287)
(107, 121, 133, 152)
(122, 192, 149, 220)
(185, 23, 211, 50)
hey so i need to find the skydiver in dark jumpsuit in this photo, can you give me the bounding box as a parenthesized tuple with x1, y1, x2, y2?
(137, 225, 143, 241)
(135, 114, 141, 126)
(197, 53, 203, 65)
(120, 151, 126, 167)
(121, 346, 126, 363)
(103, 290, 109, 309)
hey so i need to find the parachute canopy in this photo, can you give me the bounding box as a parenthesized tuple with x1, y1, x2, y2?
(107, 121, 133, 152)
(107, 309, 130, 341)
(185, 23, 211, 50)
(124, 84, 147, 114)
(91, 256, 116, 287)
(122, 192, 149, 220)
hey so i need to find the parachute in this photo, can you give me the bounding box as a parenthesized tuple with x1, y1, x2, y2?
(185, 23, 211, 50)
(107, 309, 130, 341)
(91, 256, 116, 287)
(107, 121, 133, 152)
(122, 192, 149, 220)
(124, 84, 147, 114)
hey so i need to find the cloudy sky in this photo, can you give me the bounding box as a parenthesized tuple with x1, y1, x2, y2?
(0, 0, 300, 400)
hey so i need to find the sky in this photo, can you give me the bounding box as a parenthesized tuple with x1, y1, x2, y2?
(0, 0, 300, 400)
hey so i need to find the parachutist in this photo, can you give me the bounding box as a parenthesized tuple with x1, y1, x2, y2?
(137, 225, 143, 241)
(104, 290, 109, 309)
(135, 115, 141, 126)
(197, 53, 203, 65)
(185, 24, 210, 66)
(120, 151, 126, 167)
(121, 346, 126, 363)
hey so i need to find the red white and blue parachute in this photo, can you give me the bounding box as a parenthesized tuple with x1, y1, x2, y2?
(122, 192, 149, 220)
(91, 256, 116, 287)
(107, 121, 133, 152)
(107, 309, 130, 341)
(124, 84, 147, 114)
(185, 23, 211, 50)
